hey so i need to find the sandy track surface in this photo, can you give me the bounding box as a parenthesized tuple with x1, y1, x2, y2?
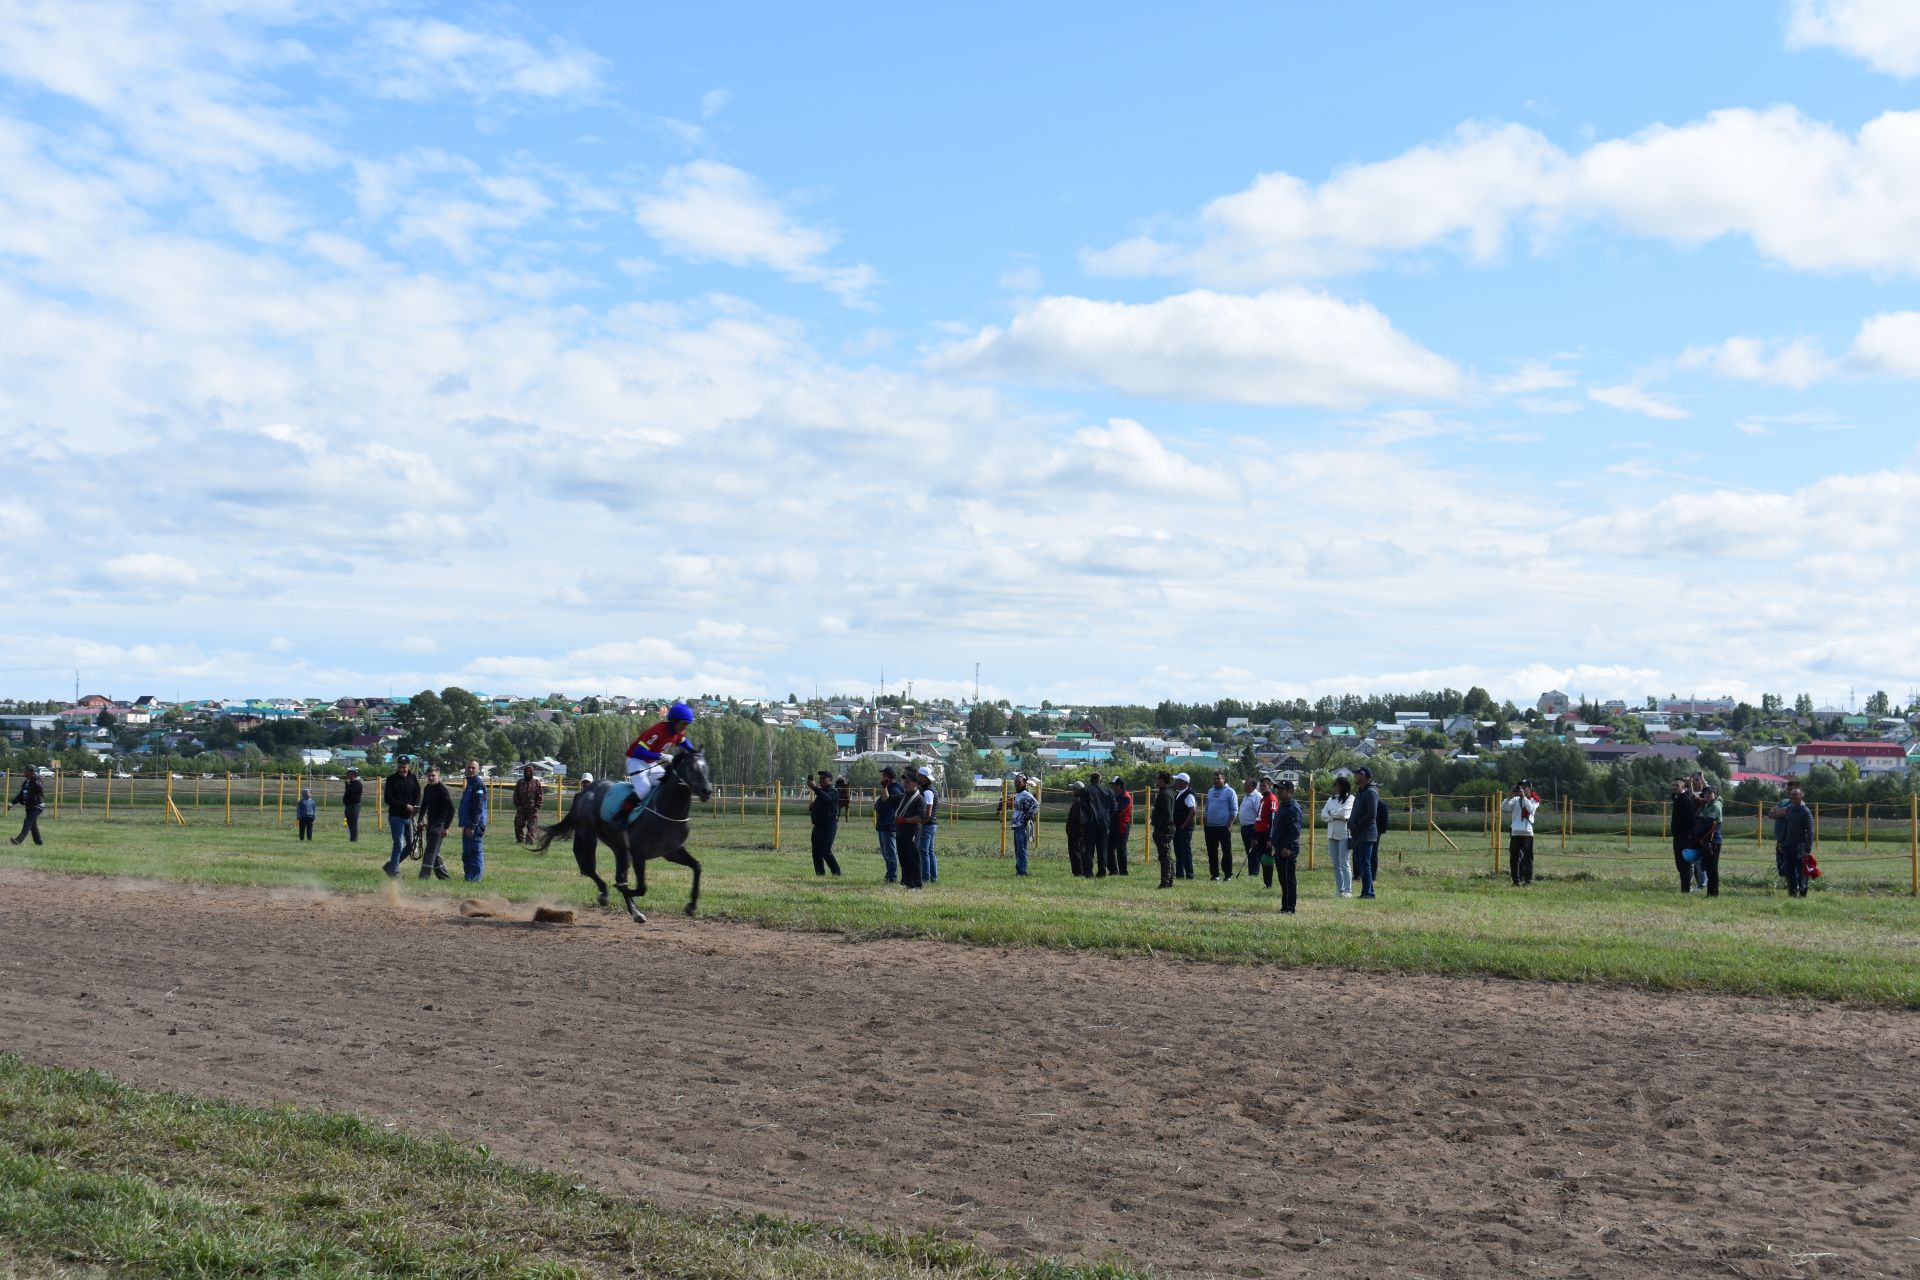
(0, 870, 1914, 1279)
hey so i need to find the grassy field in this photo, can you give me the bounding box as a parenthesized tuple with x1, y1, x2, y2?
(0, 1055, 1139, 1280)
(5, 806, 1918, 1006)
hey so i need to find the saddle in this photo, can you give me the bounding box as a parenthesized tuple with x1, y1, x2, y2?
(598, 781, 662, 830)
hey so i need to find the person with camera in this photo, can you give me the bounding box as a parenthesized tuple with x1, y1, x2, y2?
(9, 768, 46, 846)
(1502, 779, 1540, 886)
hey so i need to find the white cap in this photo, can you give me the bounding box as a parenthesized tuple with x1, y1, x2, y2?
(1173, 772, 1191, 782)
(917, 766, 933, 779)
(579, 772, 594, 784)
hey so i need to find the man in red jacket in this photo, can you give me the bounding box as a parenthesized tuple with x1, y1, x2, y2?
(1106, 775, 1132, 875)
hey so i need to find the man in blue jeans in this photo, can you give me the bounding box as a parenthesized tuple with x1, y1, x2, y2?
(457, 758, 488, 881)
(1009, 774, 1037, 875)
(873, 766, 903, 882)
(1349, 766, 1380, 899)
(380, 757, 422, 877)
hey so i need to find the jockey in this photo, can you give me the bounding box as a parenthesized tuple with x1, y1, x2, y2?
(622, 701, 695, 811)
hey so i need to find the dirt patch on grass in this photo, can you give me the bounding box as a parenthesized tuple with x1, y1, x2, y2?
(0, 869, 1913, 1278)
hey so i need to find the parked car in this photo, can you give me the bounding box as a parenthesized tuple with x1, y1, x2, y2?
(80, 770, 99, 778)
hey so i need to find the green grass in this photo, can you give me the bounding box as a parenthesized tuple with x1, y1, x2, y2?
(0, 1055, 1142, 1280)
(5, 807, 1918, 1006)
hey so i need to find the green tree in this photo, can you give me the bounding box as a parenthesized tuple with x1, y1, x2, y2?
(1794, 693, 1813, 716)
(1865, 690, 1891, 717)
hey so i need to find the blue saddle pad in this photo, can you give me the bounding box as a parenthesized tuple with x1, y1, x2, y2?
(599, 783, 637, 826)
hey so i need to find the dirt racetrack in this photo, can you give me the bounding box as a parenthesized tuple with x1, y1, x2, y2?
(1, 870, 1915, 1279)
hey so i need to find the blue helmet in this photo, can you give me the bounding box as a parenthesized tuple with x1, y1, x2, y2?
(668, 701, 695, 724)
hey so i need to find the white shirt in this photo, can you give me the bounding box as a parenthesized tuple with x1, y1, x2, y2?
(1237, 792, 1264, 826)
(1321, 794, 1353, 840)
(1502, 794, 1538, 835)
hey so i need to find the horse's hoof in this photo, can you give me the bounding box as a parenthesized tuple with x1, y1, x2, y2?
(630, 911, 647, 925)
(597, 892, 609, 907)
(683, 903, 697, 918)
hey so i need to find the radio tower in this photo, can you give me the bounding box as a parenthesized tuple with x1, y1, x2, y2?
(974, 662, 980, 706)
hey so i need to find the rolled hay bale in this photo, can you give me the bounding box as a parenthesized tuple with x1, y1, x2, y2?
(458, 899, 495, 918)
(532, 906, 576, 924)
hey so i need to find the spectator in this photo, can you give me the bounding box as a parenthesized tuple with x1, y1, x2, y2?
(1009, 774, 1038, 876)
(1248, 776, 1276, 875)
(1349, 767, 1381, 899)
(10, 768, 46, 846)
(512, 765, 544, 846)
(1236, 779, 1264, 878)
(1502, 781, 1538, 886)
(295, 787, 317, 841)
(457, 759, 488, 882)
(418, 765, 455, 880)
(894, 770, 926, 890)
(836, 777, 851, 821)
(1066, 781, 1089, 877)
(1172, 771, 1199, 881)
(1084, 772, 1112, 878)
(1107, 775, 1132, 876)
(807, 770, 842, 877)
(1691, 784, 1724, 897)
(874, 766, 904, 883)
(1774, 782, 1815, 898)
(1267, 778, 1304, 911)
(1204, 770, 1238, 881)
(1150, 770, 1176, 888)
(916, 767, 940, 884)
(1321, 776, 1354, 898)
(380, 758, 422, 877)
(1669, 778, 1698, 894)
(342, 767, 364, 842)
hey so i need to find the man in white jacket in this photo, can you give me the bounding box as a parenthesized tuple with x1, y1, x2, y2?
(1502, 781, 1540, 886)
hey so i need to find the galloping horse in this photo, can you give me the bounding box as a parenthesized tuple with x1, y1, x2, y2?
(535, 746, 711, 923)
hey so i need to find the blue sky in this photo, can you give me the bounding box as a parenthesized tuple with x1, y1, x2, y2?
(3, 0, 1919, 709)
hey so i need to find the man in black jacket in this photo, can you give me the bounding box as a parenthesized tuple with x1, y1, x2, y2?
(1150, 770, 1175, 887)
(806, 770, 841, 876)
(1669, 777, 1697, 893)
(1350, 767, 1381, 898)
(1083, 772, 1112, 878)
(342, 768, 364, 841)
(416, 765, 455, 880)
(380, 758, 422, 877)
(10, 769, 46, 846)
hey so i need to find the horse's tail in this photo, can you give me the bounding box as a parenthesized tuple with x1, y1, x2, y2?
(533, 806, 575, 854)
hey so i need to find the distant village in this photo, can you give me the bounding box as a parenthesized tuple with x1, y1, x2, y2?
(3, 687, 1918, 802)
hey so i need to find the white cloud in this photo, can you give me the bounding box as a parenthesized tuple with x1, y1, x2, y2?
(1485, 360, 1575, 395)
(1588, 384, 1690, 419)
(1556, 469, 1920, 562)
(104, 553, 199, 589)
(359, 17, 604, 101)
(1787, 0, 1920, 76)
(1089, 107, 1920, 281)
(1850, 310, 1920, 375)
(997, 262, 1043, 292)
(635, 161, 878, 304)
(929, 288, 1465, 407)
(700, 88, 731, 118)
(1675, 336, 1835, 388)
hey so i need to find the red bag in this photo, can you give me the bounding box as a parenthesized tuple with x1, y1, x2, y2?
(1802, 852, 1821, 880)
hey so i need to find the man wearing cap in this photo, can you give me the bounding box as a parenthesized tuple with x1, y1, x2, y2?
(1150, 770, 1176, 887)
(1349, 767, 1381, 899)
(1172, 771, 1198, 880)
(807, 769, 842, 877)
(894, 769, 926, 889)
(1065, 781, 1088, 876)
(1106, 775, 1132, 876)
(915, 766, 939, 883)
(874, 766, 904, 883)
(1203, 770, 1238, 881)
(1267, 779, 1304, 911)
(1236, 778, 1265, 878)
(1009, 774, 1037, 876)
(341, 767, 364, 842)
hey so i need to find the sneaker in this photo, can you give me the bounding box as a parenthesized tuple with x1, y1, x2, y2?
(1339, 891, 1353, 899)
(1359, 891, 1375, 899)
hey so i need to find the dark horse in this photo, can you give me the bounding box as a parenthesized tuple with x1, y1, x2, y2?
(535, 746, 712, 923)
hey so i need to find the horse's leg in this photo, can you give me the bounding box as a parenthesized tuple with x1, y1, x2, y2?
(659, 844, 702, 917)
(573, 833, 608, 908)
(614, 882, 647, 925)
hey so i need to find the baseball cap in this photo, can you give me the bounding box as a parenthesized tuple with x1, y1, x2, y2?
(917, 766, 933, 779)
(1110, 775, 1123, 785)
(1173, 772, 1190, 782)
(1355, 766, 1372, 777)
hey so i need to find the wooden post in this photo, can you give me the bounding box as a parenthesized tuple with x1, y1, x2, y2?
(1863, 803, 1870, 849)
(277, 774, 285, 825)
(1426, 791, 1434, 851)
(257, 773, 264, 811)
(1910, 794, 1917, 896)
(1845, 802, 1853, 847)
(194, 774, 201, 810)
(75, 772, 83, 815)
(1626, 795, 1633, 850)
(54, 768, 62, 819)
(129, 774, 136, 813)
(773, 784, 781, 851)
(1306, 779, 1316, 871)
(1560, 796, 1569, 851)
(105, 772, 113, 820)
(1756, 800, 1764, 848)
(225, 773, 233, 826)
(999, 779, 1008, 857)
(1489, 793, 1499, 874)
(1814, 802, 1821, 852)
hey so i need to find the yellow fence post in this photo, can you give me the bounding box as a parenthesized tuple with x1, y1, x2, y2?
(55, 768, 62, 819)
(1626, 795, 1633, 850)
(257, 773, 264, 812)
(105, 772, 113, 820)
(1910, 794, 1917, 896)
(1561, 796, 1569, 851)
(773, 784, 781, 851)
(1756, 800, 1764, 848)
(225, 773, 232, 826)
(129, 774, 136, 813)
(1488, 793, 1499, 874)
(1426, 791, 1434, 851)
(277, 774, 285, 825)
(74, 772, 82, 816)
(1814, 802, 1821, 852)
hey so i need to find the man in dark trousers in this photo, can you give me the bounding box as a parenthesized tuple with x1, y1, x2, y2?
(380, 757, 422, 877)
(1107, 776, 1132, 876)
(1150, 770, 1176, 887)
(873, 766, 904, 882)
(893, 772, 925, 889)
(1774, 782, 1815, 897)
(342, 767, 364, 842)
(1266, 778, 1304, 911)
(1083, 771, 1112, 878)
(1669, 777, 1698, 893)
(1172, 771, 1199, 880)
(1065, 781, 1089, 876)
(1349, 767, 1380, 899)
(807, 770, 841, 876)
(417, 765, 455, 879)
(10, 769, 46, 846)
(512, 765, 544, 845)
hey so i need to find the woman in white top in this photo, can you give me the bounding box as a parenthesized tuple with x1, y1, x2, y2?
(1321, 776, 1355, 898)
